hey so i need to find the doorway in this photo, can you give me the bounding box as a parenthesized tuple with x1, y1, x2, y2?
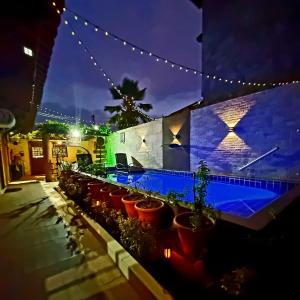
(29, 141, 45, 175)
(0, 150, 5, 189)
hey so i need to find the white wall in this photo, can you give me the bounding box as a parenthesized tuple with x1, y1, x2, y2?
(106, 119, 163, 169)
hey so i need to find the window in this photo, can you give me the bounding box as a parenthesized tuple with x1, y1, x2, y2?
(52, 144, 68, 158)
(120, 132, 125, 144)
(32, 147, 43, 158)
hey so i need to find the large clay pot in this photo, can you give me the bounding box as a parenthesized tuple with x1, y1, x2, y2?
(99, 184, 120, 206)
(78, 177, 98, 198)
(87, 181, 108, 201)
(173, 212, 215, 259)
(109, 188, 130, 213)
(134, 199, 165, 228)
(121, 193, 145, 218)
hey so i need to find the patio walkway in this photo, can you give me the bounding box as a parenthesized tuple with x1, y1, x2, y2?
(0, 180, 143, 300)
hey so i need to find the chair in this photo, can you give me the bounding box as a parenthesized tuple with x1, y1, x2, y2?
(115, 153, 144, 173)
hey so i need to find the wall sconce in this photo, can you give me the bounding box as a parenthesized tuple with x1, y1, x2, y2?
(173, 134, 180, 140)
(164, 248, 172, 259)
(142, 138, 146, 143)
(228, 126, 235, 132)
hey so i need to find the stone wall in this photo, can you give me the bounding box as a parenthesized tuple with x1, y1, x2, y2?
(190, 84, 300, 181)
(106, 119, 163, 169)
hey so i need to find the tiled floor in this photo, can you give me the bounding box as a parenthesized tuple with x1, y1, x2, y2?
(0, 181, 142, 300)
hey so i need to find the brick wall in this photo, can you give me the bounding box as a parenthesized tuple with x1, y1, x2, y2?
(202, 0, 300, 104)
(190, 84, 300, 181)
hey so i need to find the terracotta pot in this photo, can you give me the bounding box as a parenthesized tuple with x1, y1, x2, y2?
(78, 177, 98, 198)
(171, 204, 191, 217)
(70, 174, 84, 184)
(87, 182, 108, 200)
(109, 188, 129, 213)
(135, 199, 165, 228)
(59, 170, 73, 180)
(121, 193, 145, 218)
(173, 212, 215, 259)
(99, 184, 120, 205)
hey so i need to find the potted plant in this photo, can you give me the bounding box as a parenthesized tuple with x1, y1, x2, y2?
(173, 160, 219, 259)
(109, 187, 130, 213)
(117, 216, 158, 261)
(121, 186, 146, 218)
(163, 190, 191, 217)
(134, 189, 165, 229)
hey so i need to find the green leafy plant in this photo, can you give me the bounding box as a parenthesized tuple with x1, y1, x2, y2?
(117, 216, 157, 260)
(36, 120, 69, 137)
(164, 190, 185, 206)
(219, 266, 256, 296)
(77, 157, 92, 172)
(59, 161, 73, 171)
(190, 160, 219, 229)
(85, 163, 106, 177)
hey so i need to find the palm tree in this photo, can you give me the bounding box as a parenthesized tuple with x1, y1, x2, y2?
(104, 78, 153, 129)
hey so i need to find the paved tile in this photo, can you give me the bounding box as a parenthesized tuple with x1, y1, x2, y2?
(0, 181, 144, 300)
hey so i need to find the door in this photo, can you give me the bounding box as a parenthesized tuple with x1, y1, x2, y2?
(0, 150, 5, 189)
(29, 141, 45, 175)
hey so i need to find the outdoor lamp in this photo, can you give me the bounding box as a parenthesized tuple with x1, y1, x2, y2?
(70, 129, 81, 138)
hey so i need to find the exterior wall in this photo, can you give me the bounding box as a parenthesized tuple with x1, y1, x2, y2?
(190, 84, 300, 181)
(202, 0, 300, 104)
(48, 139, 97, 166)
(9, 139, 31, 175)
(163, 110, 190, 171)
(106, 119, 163, 169)
(0, 133, 10, 190)
(8, 138, 97, 176)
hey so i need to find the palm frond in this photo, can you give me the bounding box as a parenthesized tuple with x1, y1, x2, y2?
(104, 105, 123, 114)
(109, 85, 122, 99)
(138, 103, 152, 112)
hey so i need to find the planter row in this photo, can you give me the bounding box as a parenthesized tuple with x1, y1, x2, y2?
(58, 171, 214, 280)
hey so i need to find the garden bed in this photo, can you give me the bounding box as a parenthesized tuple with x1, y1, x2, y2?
(56, 170, 300, 299)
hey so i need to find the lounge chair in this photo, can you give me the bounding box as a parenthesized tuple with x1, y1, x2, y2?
(115, 153, 144, 173)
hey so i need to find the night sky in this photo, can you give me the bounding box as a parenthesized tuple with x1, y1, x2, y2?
(40, 0, 201, 124)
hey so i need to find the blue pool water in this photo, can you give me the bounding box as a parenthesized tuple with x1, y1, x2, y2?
(108, 171, 285, 218)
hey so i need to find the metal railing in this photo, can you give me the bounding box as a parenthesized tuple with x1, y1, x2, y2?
(239, 146, 279, 171)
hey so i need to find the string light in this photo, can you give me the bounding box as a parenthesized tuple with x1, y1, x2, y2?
(36, 103, 95, 124)
(53, 2, 300, 88)
(61, 17, 153, 122)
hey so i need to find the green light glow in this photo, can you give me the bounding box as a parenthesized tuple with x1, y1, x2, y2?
(105, 134, 119, 167)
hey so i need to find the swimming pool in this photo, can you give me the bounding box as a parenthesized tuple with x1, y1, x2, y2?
(108, 170, 296, 219)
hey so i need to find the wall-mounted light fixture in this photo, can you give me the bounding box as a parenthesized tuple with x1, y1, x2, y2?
(173, 134, 180, 140)
(228, 126, 235, 132)
(142, 138, 146, 143)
